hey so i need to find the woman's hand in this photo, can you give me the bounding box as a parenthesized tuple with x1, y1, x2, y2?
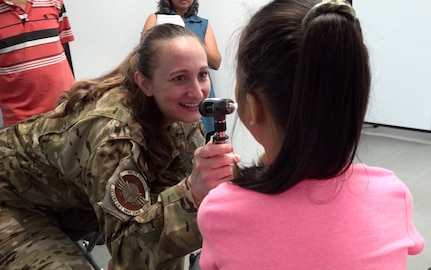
(188, 142, 240, 206)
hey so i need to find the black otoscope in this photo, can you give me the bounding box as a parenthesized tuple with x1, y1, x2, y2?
(199, 98, 237, 144)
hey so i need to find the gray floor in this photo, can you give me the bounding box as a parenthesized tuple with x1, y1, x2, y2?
(358, 124, 431, 270)
(83, 125, 431, 269)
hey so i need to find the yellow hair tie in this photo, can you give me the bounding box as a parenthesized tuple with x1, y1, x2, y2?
(302, 0, 356, 28)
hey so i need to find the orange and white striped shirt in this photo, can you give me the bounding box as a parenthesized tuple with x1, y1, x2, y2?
(0, 0, 74, 126)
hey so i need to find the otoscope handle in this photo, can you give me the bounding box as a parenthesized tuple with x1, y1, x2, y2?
(212, 130, 229, 144)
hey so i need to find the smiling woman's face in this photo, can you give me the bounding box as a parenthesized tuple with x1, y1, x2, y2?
(139, 36, 210, 126)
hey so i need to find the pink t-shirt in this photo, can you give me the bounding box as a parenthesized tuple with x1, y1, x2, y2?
(198, 164, 424, 270)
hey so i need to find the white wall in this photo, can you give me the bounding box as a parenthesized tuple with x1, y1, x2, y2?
(65, 0, 269, 164)
(60, 0, 431, 163)
(355, 0, 431, 131)
(2, 1, 430, 133)
(66, 0, 152, 80)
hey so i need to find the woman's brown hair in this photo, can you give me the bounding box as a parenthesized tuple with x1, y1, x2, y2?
(51, 24, 201, 175)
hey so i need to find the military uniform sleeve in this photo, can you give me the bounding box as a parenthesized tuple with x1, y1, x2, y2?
(85, 134, 201, 269)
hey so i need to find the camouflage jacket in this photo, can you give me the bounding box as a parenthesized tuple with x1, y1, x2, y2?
(0, 86, 205, 269)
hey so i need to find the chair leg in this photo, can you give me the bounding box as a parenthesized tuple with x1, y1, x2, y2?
(75, 233, 104, 270)
(85, 232, 102, 253)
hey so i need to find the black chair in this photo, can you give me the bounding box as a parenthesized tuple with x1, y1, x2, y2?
(189, 250, 201, 270)
(63, 228, 104, 270)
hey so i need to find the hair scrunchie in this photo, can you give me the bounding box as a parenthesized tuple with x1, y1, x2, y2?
(302, 0, 356, 28)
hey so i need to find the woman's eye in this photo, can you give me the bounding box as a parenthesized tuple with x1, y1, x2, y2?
(173, 75, 186, 82)
(199, 72, 209, 79)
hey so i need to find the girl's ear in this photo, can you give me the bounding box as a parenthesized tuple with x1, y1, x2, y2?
(245, 92, 265, 126)
(242, 92, 271, 147)
(134, 71, 152, 96)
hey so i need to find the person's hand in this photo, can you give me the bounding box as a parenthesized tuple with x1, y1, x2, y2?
(188, 142, 240, 206)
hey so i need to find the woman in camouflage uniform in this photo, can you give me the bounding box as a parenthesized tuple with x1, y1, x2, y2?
(0, 24, 238, 270)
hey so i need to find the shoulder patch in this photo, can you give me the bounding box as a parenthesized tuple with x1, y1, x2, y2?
(110, 170, 150, 216)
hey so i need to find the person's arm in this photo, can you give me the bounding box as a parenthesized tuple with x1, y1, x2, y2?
(204, 23, 221, 70)
(87, 137, 200, 269)
(59, 3, 74, 74)
(141, 13, 157, 39)
(58, 3, 74, 44)
(84, 121, 238, 269)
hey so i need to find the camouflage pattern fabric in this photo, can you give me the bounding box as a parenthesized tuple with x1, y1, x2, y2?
(0, 205, 93, 269)
(0, 86, 206, 269)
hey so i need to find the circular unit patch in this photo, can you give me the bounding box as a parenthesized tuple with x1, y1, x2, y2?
(111, 170, 150, 216)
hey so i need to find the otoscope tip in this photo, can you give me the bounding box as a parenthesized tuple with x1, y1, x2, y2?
(227, 101, 237, 113)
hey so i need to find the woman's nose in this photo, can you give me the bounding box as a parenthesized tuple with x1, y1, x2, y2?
(187, 80, 207, 99)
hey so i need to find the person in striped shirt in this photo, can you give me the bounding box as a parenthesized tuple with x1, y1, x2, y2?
(0, 0, 74, 127)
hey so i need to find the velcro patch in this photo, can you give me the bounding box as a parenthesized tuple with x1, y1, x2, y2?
(110, 170, 150, 216)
